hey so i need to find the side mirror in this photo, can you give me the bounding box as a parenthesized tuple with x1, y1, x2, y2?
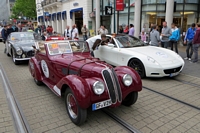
(107, 43, 115, 47)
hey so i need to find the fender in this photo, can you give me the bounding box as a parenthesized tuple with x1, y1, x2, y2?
(56, 75, 91, 109)
(29, 57, 43, 81)
(114, 66, 142, 98)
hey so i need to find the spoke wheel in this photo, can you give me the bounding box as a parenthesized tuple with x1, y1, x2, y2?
(128, 59, 145, 78)
(12, 50, 19, 65)
(65, 89, 87, 125)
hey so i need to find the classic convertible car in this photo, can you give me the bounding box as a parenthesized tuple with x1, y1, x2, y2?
(86, 34, 185, 78)
(29, 40, 142, 125)
(6, 32, 41, 65)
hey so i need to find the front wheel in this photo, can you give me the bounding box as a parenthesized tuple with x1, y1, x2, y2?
(12, 52, 19, 65)
(122, 92, 138, 106)
(65, 89, 87, 125)
(128, 59, 145, 78)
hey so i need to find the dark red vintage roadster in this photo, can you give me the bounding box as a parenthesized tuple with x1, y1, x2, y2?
(29, 40, 142, 125)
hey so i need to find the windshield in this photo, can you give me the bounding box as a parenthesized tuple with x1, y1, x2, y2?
(115, 36, 145, 48)
(11, 33, 34, 41)
(47, 41, 90, 55)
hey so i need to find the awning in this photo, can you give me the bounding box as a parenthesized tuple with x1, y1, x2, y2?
(57, 12, 61, 20)
(62, 11, 66, 20)
(70, 8, 83, 19)
(38, 16, 44, 22)
(52, 13, 56, 21)
(48, 14, 51, 21)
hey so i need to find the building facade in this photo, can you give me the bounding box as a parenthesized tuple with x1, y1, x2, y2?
(36, 0, 200, 37)
(0, 0, 11, 25)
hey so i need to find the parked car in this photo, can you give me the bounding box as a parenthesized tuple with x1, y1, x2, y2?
(6, 32, 41, 65)
(29, 40, 142, 125)
(86, 34, 185, 78)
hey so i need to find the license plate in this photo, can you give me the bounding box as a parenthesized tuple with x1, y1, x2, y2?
(170, 72, 179, 77)
(92, 99, 112, 111)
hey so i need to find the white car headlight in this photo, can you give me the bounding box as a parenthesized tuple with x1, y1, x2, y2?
(93, 81, 105, 95)
(16, 49, 23, 55)
(147, 56, 159, 65)
(123, 74, 133, 86)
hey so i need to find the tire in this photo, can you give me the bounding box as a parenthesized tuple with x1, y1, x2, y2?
(34, 78, 43, 86)
(65, 89, 87, 125)
(122, 92, 138, 106)
(128, 59, 146, 78)
(12, 52, 20, 65)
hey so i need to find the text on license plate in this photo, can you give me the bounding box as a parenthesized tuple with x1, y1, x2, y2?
(170, 72, 179, 77)
(92, 99, 112, 111)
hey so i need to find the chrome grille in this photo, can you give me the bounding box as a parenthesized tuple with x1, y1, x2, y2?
(26, 51, 34, 57)
(102, 69, 122, 103)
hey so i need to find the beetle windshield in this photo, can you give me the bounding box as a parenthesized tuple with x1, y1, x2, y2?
(47, 42, 72, 55)
(115, 35, 145, 48)
(11, 32, 35, 41)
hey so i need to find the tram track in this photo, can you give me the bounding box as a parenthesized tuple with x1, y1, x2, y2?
(102, 109, 141, 133)
(0, 64, 32, 133)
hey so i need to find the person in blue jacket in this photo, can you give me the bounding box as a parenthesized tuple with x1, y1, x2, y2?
(169, 23, 180, 53)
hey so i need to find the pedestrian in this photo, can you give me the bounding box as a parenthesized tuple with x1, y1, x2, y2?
(1, 25, 8, 44)
(7, 24, 14, 36)
(81, 24, 89, 41)
(161, 21, 172, 48)
(191, 23, 200, 63)
(15, 23, 22, 32)
(150, 24, 160, 46)
(98, 25, 108, 35)
(118, 25, 123, 33)
(169, 23, 180, 53)
(41, 32, 48, 41)
(123, 25, 129, 34)
(141, 30, 147, 42)
(184, 23, 196, 60)
(64, 25, 71, 40)
(71, 24, 79, 40)
(129, 24, 134, 36)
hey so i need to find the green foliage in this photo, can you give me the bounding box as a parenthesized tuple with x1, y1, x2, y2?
(12, 0, 36, 19)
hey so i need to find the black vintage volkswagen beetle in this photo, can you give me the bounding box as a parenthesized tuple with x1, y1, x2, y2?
(5, 32, 41, 65)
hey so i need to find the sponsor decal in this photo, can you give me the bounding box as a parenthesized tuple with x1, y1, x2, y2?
(156, 52, 168, 58)
(41, 60, 49, 78)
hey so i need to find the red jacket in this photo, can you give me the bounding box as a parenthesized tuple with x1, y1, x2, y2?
(193, 28, 200, 44)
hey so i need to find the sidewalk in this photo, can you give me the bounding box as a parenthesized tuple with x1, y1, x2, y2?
(0, 74, 16, 132)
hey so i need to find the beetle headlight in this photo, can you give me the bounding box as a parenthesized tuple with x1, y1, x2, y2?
(123, 74, 133, 86)
(16, 49, 23, 55)
(93, 81, 105, 95)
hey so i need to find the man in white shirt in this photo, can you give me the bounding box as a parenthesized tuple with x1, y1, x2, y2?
(98, 25, 108, 35)
(71, 24, 79, 40)
(64, 25, 71, 40)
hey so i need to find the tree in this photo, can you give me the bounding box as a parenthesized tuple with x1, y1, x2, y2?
(12, 0, 36, 20)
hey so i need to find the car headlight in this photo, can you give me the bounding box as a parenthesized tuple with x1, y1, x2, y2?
(123, 74, 133, 86)
(147, 56, 159, 65)
(93, 81, 105, 95)
(16, 49, 23, 55)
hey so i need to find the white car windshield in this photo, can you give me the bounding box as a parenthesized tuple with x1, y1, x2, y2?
(115, 36, 145, 48)
(11, 33, 35, 41)
(47, 41, 90, 55)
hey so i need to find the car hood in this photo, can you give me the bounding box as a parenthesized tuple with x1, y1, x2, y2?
(53, 54, 112, 77)
(121, 46, 179, 62)
(12, 40, 35, 51)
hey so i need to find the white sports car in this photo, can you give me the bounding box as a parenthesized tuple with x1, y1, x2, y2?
(86, 34, 185, 78)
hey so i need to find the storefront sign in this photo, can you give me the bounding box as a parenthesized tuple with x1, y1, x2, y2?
(116, 0, 124, 11)
(105, 6, 112, 15)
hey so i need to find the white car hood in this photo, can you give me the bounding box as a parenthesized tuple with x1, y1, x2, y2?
(122, 46, 179, 62)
